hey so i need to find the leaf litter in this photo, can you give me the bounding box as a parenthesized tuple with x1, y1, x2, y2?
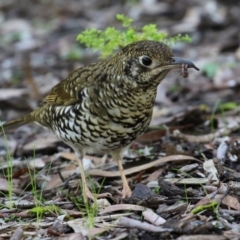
(1, 0, 240, 239)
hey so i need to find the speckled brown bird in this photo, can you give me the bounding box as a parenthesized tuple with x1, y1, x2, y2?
(2, 40, 198, 201)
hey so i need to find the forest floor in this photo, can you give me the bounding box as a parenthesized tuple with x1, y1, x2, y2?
(0, 0, 240, 239)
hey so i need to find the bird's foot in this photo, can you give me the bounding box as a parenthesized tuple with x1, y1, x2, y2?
(84, 187, 112, 202)
(121, 185, 132, 199)
(84, 187, 95, 202)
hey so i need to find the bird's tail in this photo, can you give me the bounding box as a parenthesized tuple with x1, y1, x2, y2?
(1, 114, 33, 130)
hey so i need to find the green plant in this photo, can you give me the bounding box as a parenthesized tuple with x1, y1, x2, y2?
(4, 214, 22, 223)
(63, 45, 83, 60)
(77, 14, 191, 58)
(24, 155, 53, 224)
(0, 128, 52, 216)
(137, 146, 153, 155)
(153, 186, 160, 194)
(191, 201, 219, 217)
(174, 168, 220, 219)
(83, 175, 100, 228)
(0, 124, 14, 209)
(219, 102, 240, 111)
(29, 205, 61, 218)
(210, 99, 231, 132)
(68, 175, 106, 229)
(169, 85, 181, 93)
(202, 63, 219, 78)
(69, 194, 98, 229)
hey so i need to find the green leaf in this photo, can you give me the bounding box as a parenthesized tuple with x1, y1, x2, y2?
(116, 14, 133, 27)
(220, 102, 239, 111)
(76, 14, 192, 58)
(202, 63, 219, 78)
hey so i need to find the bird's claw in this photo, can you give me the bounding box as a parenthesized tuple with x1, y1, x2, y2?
(84, 187, 112, 202)
(121, 185, 132, 199)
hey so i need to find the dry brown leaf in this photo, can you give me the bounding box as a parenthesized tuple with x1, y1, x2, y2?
(194, 193, 222, 207)
(136, 129, 166, 143)
(176, 235, 227, 240)
(0, 178, 22, 195)
(44, 173, 67, 190)
(88, 228, 108, 237)
(55, 233, 84, 240)
(116, 217, 172, 232)
(60, 209, 84, 217)
(164, 178, 208, 185)
(49, 155, 201, 182)
(0, 210, 30, 219)
(99, 204, 148, 215)
(44, 164, 76, 190)
(194, 192, 240, 211)
(108, 232, 128, 240)
(222, 195, 240, 211)
(57, 152, 75, 161)
(88, 155, 202, 177)
(23, 134, 59, 151)
(66, 220, 107, 237)
(146, 168, 165, 181)
(43, 155, 202, 194)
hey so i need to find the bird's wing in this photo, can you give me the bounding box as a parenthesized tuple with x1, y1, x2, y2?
(43, 66, 97, 106)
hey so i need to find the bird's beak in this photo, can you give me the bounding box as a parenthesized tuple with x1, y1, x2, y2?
(171, 57, 199, 70)
(162, 57, 199, 71)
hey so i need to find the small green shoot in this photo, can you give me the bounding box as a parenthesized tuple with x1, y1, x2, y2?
(153, 186, 160, 194)
(69, 194, 98, 229)
(84, 174, 101, 228)
(191, 201, 218, 215)
(69, 175, 106, 229)
(77, 14, 191, 58)
(63, 45, 83, 60)
(169, 85, 181, 93)
(219, 102, 240, 111)
(24, 151, 53, 223)
(29, 205, 61, 218)
(174, 168, 220, 219)
(0, 124, 14, 209)
(183, 184, 189, 205)
(4, 214, 22, 223)
(0, 32, 22, 44)
(202, 63, 219, 78)
(202, 61, 240, 79)
(210, 99, 221, 132)
(209, 99, 239, 134)
(210, 99, 233, 132)
(137, 146, 153, 155)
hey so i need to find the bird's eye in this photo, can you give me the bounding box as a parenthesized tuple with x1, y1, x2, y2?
(139, 56, 152, 67)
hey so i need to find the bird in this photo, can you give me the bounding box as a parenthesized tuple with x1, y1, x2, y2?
(1, 40, 199, 202)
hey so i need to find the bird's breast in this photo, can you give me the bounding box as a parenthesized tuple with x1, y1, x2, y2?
(45, 87, 155, 153)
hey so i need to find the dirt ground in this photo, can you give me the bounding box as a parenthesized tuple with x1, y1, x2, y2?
(0, 0, 240, 239)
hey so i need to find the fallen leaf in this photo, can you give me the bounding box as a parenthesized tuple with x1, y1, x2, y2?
(222, 195, 240, 211)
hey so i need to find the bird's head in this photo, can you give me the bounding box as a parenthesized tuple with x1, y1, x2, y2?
(115, 40, 199, 88)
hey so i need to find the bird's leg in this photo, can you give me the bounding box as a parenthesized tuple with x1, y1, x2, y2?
(115, 158, 132, 199)
(76, 157, 95, 203)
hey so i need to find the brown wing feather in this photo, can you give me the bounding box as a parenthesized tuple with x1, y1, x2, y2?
(43, 66, 98, 106)
(44, 81, 77, 105)
(2, 61, 109, 129)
